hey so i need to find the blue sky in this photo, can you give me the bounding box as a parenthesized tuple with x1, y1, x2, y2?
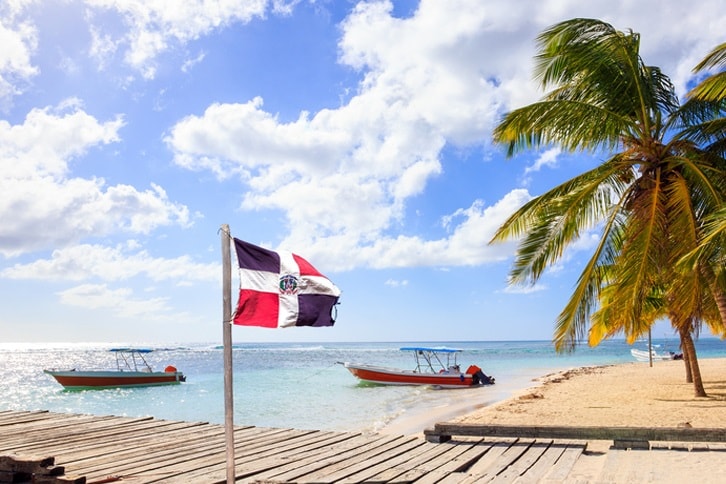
(1, 0, 723, 345)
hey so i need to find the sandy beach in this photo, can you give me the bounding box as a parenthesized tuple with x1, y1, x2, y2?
(380, 357, 726, 435)
(454, 357, 726, 429)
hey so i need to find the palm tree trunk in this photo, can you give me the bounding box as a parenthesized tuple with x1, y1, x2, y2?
(679, 332, 693, 383)
(701, 264, 726, 327)
(680, 329, 706, 397)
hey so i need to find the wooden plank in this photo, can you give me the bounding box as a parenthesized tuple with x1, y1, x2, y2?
(7, 416, 187, 445)
(6, 421, 242, 480)
(5, 418, 198, 455)
(154, 431, 390, 483)
(468, 438, 534, 481)
(149, 430, 376, 482)
(41, 424, 225, 479)
(509, 442, 569, 484)
(334, 442, 436, 483)
(66, 426, 228, 475)
(80, 430, 236, 483)
(1, 414, 154, 444)
(427, 423, 726, 443)
(79, 436, 230, 482)
(538, 443, 587, 483)
(287, 434, 416, 483)
(255, 430, 359, 459)
(0, 414, 124, 442)
(0, 411, 56, 426)
(489, 439, 553, 483)
(305, 437, 427, 483)
(421, 472, 471, 483)
(79, 428, 329, 482)
(368, 439, 482, 483)
(415, 439, 493, 474)
(422, 440, 527, 484)
(411, 440, 500, 484)
(463, 438, 520, 477)
(236, 434, 417, 483)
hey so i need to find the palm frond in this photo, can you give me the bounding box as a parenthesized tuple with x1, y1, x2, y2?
(688, 72, 726, 103)
(492, 156, 634, 286)
(688, 42, 726, 107)
(493, 100, 633, 156)
(693, 42, 726, 71)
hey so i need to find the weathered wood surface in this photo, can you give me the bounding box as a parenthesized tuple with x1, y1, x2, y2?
(1, 410, 725, 483)
(0, 453, 84, 483)
(425, 423, 726, 448)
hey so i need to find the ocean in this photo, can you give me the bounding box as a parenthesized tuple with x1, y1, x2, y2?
(2, 339, 725, 434)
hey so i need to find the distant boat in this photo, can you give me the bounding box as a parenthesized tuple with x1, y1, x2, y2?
(342, 347, 495, 389)
(44, 348, 186, 390)
(630, 347, 679, 362)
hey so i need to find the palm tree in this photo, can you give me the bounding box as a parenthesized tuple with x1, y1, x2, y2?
(678, 43, 726, 325)
(490, 19, 725, 396)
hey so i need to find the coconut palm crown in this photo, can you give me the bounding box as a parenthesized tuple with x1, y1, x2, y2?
(490, 18, 725, 364)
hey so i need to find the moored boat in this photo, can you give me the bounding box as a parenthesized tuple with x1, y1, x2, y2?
(44, 348, 186, 390)
(630, 347, 679, 362)
(342, 347, 494, 389)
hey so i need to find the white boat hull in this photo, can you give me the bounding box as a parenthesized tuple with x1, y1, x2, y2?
(631, 348, 674, 362)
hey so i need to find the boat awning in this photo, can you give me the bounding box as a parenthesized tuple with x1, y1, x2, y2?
(399, 347, 462, 353)
(109, 348, 154, 353)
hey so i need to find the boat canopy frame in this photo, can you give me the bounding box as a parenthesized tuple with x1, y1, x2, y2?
(400, 347, 462, 374)
(109, 348, 154, 373)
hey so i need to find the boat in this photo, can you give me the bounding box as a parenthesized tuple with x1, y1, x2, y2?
(630, 347, 679, 362)
(342, 347, 494, 389)
(44, 348, 186, 390)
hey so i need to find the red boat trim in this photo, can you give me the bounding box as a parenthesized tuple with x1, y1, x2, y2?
(44, 370, 184, 390)
(345, 364, 473, 388)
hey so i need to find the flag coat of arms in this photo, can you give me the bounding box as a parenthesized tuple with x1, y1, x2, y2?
(233, 238, 341, 328)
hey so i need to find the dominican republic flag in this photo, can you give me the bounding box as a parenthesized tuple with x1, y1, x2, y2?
(232, 238, 341, 328)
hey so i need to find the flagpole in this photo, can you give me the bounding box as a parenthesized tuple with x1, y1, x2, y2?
(221, 224, 235, 483)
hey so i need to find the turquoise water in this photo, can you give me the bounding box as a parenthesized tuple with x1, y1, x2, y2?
(1, 339, 724, 433)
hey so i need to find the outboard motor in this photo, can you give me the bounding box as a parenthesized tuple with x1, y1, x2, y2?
(477, 370, 495, 385)
(466, 365, 495, 385)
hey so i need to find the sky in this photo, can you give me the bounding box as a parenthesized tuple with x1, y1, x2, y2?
(1, 0, 724, 345)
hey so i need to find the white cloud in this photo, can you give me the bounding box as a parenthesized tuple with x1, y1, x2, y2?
(1, 243, 219, 283)
(0, 101, 191, 256)
(296, 188, 532, 271)
(57, 283, 172, 319)
(524, 148, 561, 176)
(85, 0, 272, 78)
(385, 278, 408, 287)
(181, 51, 206, 73)
(0, 14, 38, 109)
(88, 24, 118, 71)
(501, 283, 547, 294)
(1, 99, 122, 178)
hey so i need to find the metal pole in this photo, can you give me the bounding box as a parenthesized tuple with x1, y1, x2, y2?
(221, 224, 235, 483)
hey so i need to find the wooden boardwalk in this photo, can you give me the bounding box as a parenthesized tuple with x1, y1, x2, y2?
(1, 410, 724, 483)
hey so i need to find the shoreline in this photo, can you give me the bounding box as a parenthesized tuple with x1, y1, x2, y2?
(381, 357, 726, 435)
